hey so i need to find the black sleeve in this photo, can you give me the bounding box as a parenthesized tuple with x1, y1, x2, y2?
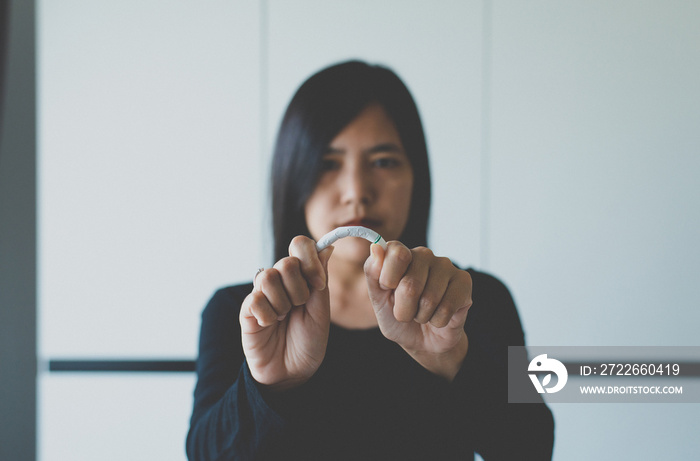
(454, 270, 555, 460)
(186, 285, 286, 461)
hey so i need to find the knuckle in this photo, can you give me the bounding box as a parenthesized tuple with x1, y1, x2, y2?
(257, 268, 280, 288)
(399, 277, 422, 300)
(276, 256, 300, 275)
(452, 272, 473, 301)
(249, 300, 263, 316)
(437, 256, 453, 269)
(250, 301, 272, 321)
(275, 303, 291, 316)
(291, 287, 311, 306)
(413, 246, 434, 258)
(388, 241, 412, 263)
(251, 300, 270, 317)
(418, 293, 440, 313)
(455, 268, 471, 283)
(396, 245, 413, 264)
(249, 290, 267, 305)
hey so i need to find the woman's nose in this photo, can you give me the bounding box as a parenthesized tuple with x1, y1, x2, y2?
(340, 163, 373, 206)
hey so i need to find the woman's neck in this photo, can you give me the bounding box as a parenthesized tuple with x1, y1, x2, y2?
(327, 255, 378, 329)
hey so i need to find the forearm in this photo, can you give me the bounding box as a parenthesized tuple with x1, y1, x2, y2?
(187, 364, 285, 461)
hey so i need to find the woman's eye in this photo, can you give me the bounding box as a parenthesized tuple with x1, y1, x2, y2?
(373, 157, 400, 168)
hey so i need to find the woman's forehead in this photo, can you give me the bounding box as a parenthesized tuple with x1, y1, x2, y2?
(327, 104, 402, 147)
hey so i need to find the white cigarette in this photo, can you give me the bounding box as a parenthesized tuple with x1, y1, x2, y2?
(315, 226, 387, 252)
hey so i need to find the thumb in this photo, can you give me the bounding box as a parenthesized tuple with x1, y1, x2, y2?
(364, 244, 389, 306)
(304, 246, 333, 323)
(318, 245, 334, 277)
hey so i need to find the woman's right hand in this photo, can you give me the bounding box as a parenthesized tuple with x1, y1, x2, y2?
(239, 236, 333, 392)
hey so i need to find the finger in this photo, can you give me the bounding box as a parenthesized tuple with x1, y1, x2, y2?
(447, 270, 473, 328)
(364, 244, 393, 316)
(240, 290, 279, 329)
(289, 235, 326, 291)
(393, 250, 430, 323)
(378, 241, 412, 290)
(272, 257, 310, 308)
(449, 305, 471, 329)
(255, 267, 294, 318)
(429, 269, 473, 328)
(317, 246, 334, 276)
(301, 246, 333, 323)
(364, 243, 385, 284)
(414, 255, 451, 324)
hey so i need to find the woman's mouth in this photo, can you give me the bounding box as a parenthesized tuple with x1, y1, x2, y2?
(340, 218, 382, 230)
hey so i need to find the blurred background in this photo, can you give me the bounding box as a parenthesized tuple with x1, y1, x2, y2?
(1, 0, 699, 459)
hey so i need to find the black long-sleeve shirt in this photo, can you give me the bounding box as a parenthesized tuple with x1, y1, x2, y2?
(187, 269, 554, 460)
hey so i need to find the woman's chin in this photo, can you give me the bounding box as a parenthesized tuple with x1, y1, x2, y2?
(329, 238, 371, 265)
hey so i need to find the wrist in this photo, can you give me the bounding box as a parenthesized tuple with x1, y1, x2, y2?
(405, 332, 469, 382)
(256, 375, 310, 393)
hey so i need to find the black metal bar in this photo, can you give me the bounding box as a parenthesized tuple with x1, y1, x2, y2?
(49, 360, 196, 372)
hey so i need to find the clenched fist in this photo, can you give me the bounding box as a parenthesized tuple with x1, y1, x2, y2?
(240, 236, 334, 391)
(364, 241, 472, 381)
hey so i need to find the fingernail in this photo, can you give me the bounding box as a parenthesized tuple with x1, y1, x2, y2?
(277, 314, 286, 321)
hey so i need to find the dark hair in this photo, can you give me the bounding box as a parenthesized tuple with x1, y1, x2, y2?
(271, 60, 431, 262)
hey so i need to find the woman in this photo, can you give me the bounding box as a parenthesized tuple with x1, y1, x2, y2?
(187, 61, 554, 460)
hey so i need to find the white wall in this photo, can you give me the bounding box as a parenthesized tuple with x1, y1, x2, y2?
(38, 1, 260, 459)
(38, 1, 700, 460)
(486, 2, 700, 459)
(488, 0, 700, 349)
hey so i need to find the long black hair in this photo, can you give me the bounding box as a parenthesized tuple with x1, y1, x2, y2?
(271, 60, 431, 262)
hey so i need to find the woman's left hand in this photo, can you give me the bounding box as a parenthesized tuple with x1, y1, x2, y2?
(364, 241, 473, 381)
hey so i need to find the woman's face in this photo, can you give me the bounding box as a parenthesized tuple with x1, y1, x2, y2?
(304, 103, 414, 263)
